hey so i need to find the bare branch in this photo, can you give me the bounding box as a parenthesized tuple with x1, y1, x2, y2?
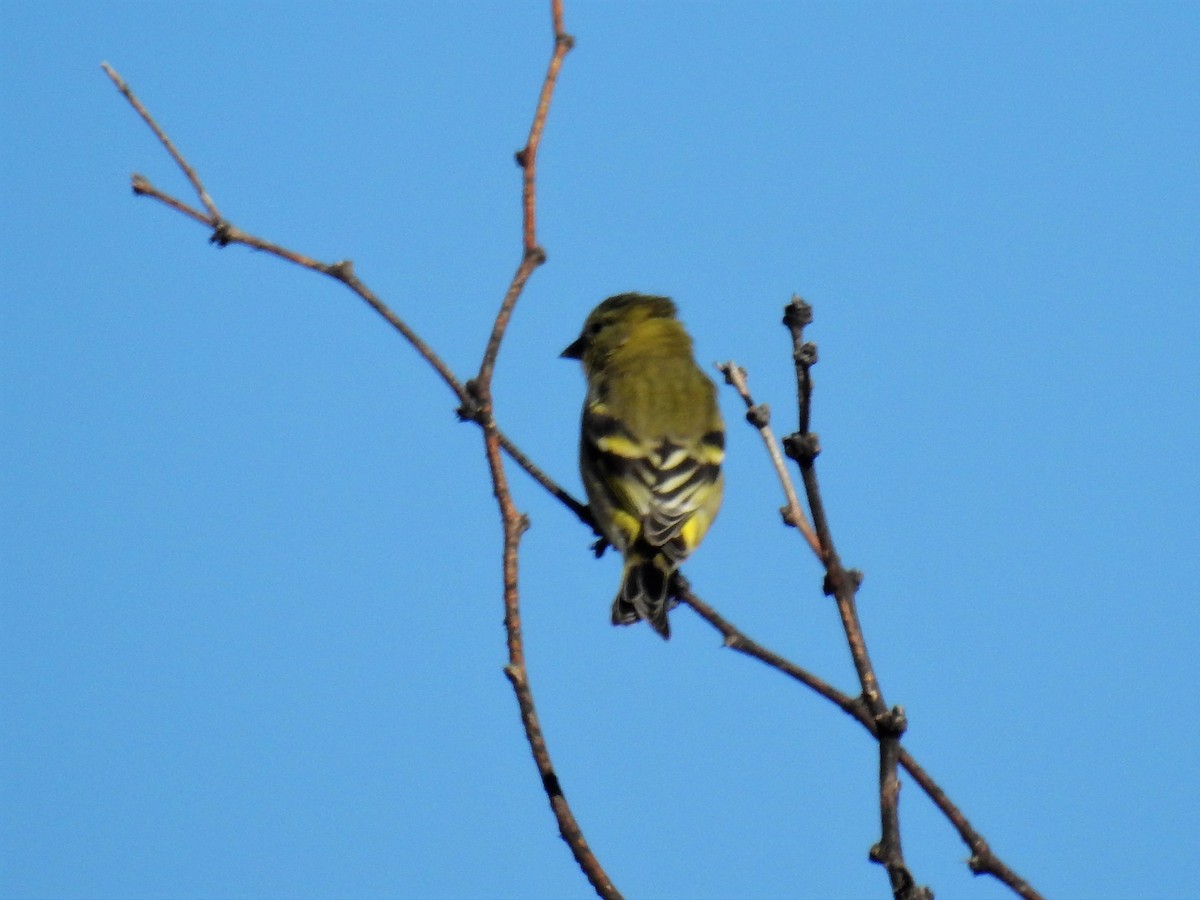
(679, 579, 1041, 899)
(771, 294, 924, 898)
(898, 749, 1043, 900)
(103, 16, 614, 895)
(719, 341, 914, 900)
(716, 361, 822, 557)
(104, 64, 469, 409)
(675, 577, 870, 725)
(103, 71, 590, 527)
(102, 62, 221, 221)
(457, 3, 617, 896)
(520, 0, 575, 256)
(467, 5, 617, 894)
(129, 174, 211, 225)
(500, 433, 594, 528)
(476, 0, 573, 388)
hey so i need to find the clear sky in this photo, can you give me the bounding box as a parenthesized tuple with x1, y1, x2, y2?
(3, 3, 1198, 899)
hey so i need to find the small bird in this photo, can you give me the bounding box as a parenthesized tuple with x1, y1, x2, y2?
(562, 293, 725, 639)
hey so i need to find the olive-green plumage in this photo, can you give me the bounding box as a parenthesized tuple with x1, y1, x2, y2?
(562, 293, 725, 639)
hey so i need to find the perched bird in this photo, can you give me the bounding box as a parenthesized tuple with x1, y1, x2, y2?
(562, 293, 725, 639)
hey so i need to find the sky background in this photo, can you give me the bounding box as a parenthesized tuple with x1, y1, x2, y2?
(3, 3, 1198, 899)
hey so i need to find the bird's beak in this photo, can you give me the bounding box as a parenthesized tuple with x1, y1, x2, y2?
(560, 336, 585, 359)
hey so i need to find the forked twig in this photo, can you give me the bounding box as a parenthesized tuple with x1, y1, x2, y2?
(102, 62, 220, 221)
(716, 362, 822, 557)
(102, 72, 586, 534)
(102, 64, 468, 409)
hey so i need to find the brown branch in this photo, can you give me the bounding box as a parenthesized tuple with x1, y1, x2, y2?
(678, 581, 1042, 900)
(139, 176, 582, 520)
(464, 5, 617, 895)
(464, 4, 614, 893)
(716, 362, 822, 557)
(476, 0, 573, 388)
(522, 0, 573, 257)
(898, 749, 1043, 900)
(484, 416, 617, 898)
(774, 295, 1044, 897)
(102, 62, 221, 221)
(772, 295, 923, 898)
(715, 300, 1043, 897)
(129, 174, 211, 226)
(106, 66, 586, 519)
(106, 66, 593, 532)
(500, 432, 593, 527)
(105, 65, 469, 409)
(104, 13, 615, 895)
(675, 578, 870, 726)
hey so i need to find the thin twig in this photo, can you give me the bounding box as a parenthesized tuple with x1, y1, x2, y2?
(675, 578, 870, 726)
(500, 432, 593, 527)
(716, 361, 822, 557)
(484, 418, 617, 898)
(679, 579, 1042, 899)
(462, 4, 617, 897)
(106, 65, 470, 408)
(129, 175, 211, 226)
(777, 295, 923, 899)
(476, 0, 573, 388)
(898, 749, 1042, 900)
(110, 67, 583, 508)
(102, 62, 221, 221)
(521, 0, 573, 257)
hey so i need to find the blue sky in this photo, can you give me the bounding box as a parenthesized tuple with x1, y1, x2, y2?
(3, 3, 1198, 899)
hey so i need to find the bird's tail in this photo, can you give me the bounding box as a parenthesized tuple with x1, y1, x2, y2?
(611, 550, 674, 640)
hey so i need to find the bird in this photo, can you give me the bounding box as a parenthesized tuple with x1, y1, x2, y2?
(562, 293, 725, 639)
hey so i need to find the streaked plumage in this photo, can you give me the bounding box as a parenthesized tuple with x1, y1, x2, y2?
(562, 293, 724, 639)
